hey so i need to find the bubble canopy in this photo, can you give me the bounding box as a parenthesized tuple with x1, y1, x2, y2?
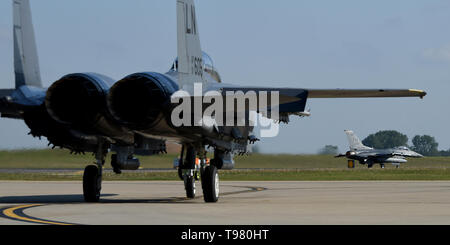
(170, 52, 222, 83)
(202, 52, 214, 70)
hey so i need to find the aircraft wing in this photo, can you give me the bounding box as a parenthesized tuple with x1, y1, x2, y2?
(307, 89, 427, 99)
(221, 87, 308, 113)
(335, 154, 347, 158)
(0, 89, 14, 98)
(0, 89, 19, 118)
(0, 88, 45, 119)
(218, 87, 426, 122)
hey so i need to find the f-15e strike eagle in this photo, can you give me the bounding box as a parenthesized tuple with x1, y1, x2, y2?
(0, 0, 426, 202)
(336, 130, 424, 168)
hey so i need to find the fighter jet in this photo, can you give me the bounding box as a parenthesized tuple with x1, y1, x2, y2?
(336, 130, 424, 168)
(0, 0, 427, 202)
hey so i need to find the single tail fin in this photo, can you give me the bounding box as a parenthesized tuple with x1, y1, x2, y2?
(13, 0, 42, 89)
(344, 130, 373, 151)
(176, 0, 206, 90)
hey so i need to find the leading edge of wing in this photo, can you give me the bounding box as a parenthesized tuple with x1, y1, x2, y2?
(307, 89, 427, 99)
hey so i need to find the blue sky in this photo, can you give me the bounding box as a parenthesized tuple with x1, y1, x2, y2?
(0, 0, 449, 153)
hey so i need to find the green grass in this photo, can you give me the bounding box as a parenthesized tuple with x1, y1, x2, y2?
(1, 149, 450, 181)
(2, 169, 450, 181)
(1, 149, 450, 170)
(0, 149, 177, 169)
(234, 154, 450, 170)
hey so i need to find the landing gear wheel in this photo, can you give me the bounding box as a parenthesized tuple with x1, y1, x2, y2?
(202, 165, 219, 203)
(178, 168, 183, 181)
(184, 175, 196, 199)
(83, 165, 101, 202)
(111, 154, 122, 174)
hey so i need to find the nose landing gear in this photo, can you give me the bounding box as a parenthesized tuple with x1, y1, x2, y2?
(178, 145, 220, 202)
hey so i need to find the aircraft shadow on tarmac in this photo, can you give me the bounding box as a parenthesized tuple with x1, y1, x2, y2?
(0, 194, 204, 204)
(0, 186, 265, 204)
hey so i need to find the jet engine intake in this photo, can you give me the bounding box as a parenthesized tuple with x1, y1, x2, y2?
(346, 151, 356, 157)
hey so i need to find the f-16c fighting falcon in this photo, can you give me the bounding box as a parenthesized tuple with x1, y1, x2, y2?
(0, 0, 427, 202)
(336, 130, 424, 169)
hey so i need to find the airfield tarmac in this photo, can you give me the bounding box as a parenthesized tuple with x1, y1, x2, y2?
(1, 181, 450, 225)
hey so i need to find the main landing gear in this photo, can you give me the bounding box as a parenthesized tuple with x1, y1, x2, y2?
(178, 145, 220, 203)
(83, 165, 101, 202)
(177, 146, 198, 199)
(83, 141, 108, 202)
(201, 164, 219, 203)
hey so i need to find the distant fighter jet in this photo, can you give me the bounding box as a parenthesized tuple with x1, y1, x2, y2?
(336, 130, 424, 168)
(0, 0, 426, 202)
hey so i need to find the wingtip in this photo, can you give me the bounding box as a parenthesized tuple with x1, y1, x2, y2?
(409, 89, 427, 99)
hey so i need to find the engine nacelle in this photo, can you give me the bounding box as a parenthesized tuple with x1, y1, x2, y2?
(45, 73, 115, 125)
(107, 72, 179, 129)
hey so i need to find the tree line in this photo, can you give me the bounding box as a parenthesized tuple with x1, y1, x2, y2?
(318, 130, 450, 157)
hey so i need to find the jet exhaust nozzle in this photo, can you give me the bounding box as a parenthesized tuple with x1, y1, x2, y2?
(107, 72, 178, 129)
(45, 73, 113, 125)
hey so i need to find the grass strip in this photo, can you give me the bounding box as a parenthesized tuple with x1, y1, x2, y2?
(2, 169, 450, 181)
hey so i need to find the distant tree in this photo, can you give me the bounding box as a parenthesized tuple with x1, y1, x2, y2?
(362, 130, 408, 149)
(318, 145, 339, 155)
(439, 150, 450, 157)
(411, 135, 439, 156)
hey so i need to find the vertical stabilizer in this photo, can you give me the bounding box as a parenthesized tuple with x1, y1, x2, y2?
(13, 0, 42, 88)
(176, 0, 206, 91)
(344, 130, 373, 151)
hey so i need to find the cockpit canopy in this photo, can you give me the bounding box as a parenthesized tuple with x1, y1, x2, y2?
(170, 52, 222, 83)
(396, 146, 411, 151)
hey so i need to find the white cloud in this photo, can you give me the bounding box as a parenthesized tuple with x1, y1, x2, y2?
(423, 44, 450, 62)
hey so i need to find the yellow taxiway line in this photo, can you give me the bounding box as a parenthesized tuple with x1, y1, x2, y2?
(2, 204, 73, 225)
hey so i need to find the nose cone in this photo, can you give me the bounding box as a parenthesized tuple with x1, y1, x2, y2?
(410, 151, 424, 158)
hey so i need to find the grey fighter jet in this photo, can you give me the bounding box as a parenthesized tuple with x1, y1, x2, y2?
(336, 130, 424, 168)
(0, 0, 427, 203)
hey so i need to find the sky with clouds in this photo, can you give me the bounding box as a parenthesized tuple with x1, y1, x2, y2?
(0, 0, 449, 154)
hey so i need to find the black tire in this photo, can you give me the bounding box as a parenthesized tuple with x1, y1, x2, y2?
(83, 165, 101, 202)
(111, 154, 121, 174)
(185, 176, 196, 199)
(201, 165, 219, 203)
(178, 168, 183, 181)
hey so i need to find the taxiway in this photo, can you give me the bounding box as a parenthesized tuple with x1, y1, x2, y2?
(1, 181, 450, 225)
